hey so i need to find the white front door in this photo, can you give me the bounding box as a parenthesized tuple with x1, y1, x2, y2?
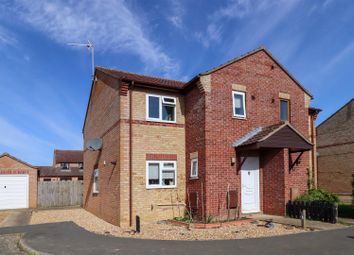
(241, 157, 260, 213)
(0, 175, 29, 210)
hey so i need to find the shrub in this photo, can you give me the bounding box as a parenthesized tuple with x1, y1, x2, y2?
(296, 189, 340, 203)
(174, 215, 192, 223)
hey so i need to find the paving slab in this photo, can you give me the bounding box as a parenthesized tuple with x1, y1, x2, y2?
(0, 222, 354, 255)
(252, 214, 346, 230)
(0, 210, 32, 228)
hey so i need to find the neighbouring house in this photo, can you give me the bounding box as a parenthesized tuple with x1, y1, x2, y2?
(83, 47, 319, 227)
(317, 98, 354, 196)
(0, 153, 38, 210)
(38, 150, 84, 181)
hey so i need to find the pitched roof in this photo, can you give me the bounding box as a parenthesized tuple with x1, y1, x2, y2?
(96, 67, 185, 90)
(0, 153, 37, 169)
(317, 98, 354, 129)
(233, 122, 312, 151)
(38, 166, 83, 177)
(54, 150, 83, 164)
(198, 46, 313, 98)
(83, 46, 314, 132)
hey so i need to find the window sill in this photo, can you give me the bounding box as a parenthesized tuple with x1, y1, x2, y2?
(146, 118, 177, 124)
(232, 116, 247, 120)
(146, 186, 177, 190)
(189, 177, 199, 180)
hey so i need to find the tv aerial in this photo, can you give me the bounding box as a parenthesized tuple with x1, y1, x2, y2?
(67, 40, 95, 79)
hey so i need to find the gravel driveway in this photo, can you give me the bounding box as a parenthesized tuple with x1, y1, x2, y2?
(0, 234, 26, 254)
(30, 208, 307, 240)
(0, 211, 10, 224)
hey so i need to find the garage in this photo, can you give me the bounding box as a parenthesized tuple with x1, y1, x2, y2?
(0, 153, 37, 210)
(0, 175, 29, 210)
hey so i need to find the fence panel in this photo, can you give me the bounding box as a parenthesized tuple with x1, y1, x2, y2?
(38, 180, 83, 208)
(286, 200, 338, 224)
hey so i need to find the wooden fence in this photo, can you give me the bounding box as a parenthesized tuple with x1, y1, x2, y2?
(286, 200, 338, 224)
(37, 180, 83, 208)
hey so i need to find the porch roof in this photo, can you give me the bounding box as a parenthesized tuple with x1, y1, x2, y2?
(232, 122, 313, 152)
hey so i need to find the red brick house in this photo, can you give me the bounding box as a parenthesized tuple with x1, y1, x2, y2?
(38, 150, 83, 181)
(83, 47, 319, 227)
(317, 98, 354, 197)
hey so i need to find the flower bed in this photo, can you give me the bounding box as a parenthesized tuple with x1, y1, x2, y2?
(167, 218, 255, 229)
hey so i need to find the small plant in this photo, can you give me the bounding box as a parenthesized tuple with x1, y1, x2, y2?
(174, 215, 192, 223)
(206, 215, 214, 224)
(296, 189, 340, 203)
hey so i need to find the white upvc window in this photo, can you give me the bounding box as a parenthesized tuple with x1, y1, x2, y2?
(93, 169, 100, 194)
(146, 94, 176, 123)
(146, 161, 177, 189)
(190, 158, 198, 178)
(232, 91, 246, 118)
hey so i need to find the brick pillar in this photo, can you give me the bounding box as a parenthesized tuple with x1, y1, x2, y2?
(119, 93, 131, 227)
(262, 149, 287, 215)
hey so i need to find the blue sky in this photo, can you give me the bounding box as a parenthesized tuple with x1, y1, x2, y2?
(0, 0, 353, 165)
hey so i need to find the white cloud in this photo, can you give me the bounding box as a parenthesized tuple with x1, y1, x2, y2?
(11, 0, 179, 77)
(0, 117, 52, 164)
(167, 0, 185, 29)
(194, 23, 223, 48)
(0, 81, 82, 149)
(323, 41, 354, 72)
(0, 25, 17, 46)
(197, 0, 300, 49)
(211, 0, 253, 20)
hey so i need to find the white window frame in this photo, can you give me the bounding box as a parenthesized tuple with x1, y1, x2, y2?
(232, 91, 246, 119)
(190, 158, 198, 178)
(146, 160, 177, 189)
(146, 94, 177, 123)
(93, 168, 99, 194)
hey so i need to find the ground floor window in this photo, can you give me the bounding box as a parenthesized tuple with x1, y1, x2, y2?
(190, 158, 198, 178)
(93, 169, 100, 193)
(146, 161, 176, 189)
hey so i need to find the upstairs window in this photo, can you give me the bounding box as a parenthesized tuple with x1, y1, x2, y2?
(147, 95, 176, 122)
(146, 161, 177, 189)
(232, 91, 246, 118)
(60, 162, 69, 170)
(78, 162, 84, 170)
(280, 99, 290, 121)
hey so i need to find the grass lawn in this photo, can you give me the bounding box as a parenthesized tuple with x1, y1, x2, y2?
(0, 211, 10, 224)
(338, 204, 354, 219)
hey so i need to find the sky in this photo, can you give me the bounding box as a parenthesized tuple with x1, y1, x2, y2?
(0, 0, 353, 165)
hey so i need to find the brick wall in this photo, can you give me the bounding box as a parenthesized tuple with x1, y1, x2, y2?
(129, 87, 186, 224)
(185, 83, 207, 219)
(83, 73, 121, 225)
(0, 155, 38, 208)
(185, 50, 312, 218)
(84, 76, 186, 226)
(317, 99, 354, 194)
(262, 149, 286, 215)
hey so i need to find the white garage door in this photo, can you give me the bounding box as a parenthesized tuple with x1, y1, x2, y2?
(0, 175, 29, 210)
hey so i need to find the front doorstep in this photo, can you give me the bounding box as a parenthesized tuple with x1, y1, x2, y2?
(167, 218, 255, 229)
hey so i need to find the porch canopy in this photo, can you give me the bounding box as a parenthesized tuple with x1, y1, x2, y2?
(232, 122, 313, 153)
